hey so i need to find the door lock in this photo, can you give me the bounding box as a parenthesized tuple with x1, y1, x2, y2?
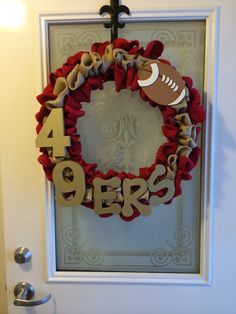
(14, 282, 51, 306)
(14, 247, 32, 264)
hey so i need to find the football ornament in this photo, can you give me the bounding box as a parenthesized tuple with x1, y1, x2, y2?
(138, 61, 186, 106)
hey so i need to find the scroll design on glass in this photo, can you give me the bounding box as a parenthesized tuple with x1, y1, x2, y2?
(60, 224, 194, 270)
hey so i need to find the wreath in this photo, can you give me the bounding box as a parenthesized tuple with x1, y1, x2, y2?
(35, 38, 205, 221)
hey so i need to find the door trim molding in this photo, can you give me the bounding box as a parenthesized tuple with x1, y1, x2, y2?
(40, 6, 220, 285)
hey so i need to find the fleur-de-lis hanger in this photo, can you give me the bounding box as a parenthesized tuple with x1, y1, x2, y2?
(99, 0, 130, 42)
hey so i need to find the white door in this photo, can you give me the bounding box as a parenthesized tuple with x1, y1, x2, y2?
(1, 1, 236, 313)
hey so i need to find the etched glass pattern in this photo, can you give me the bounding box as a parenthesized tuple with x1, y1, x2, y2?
(49, 21, 205, 273)
(77, 81, 166, 175)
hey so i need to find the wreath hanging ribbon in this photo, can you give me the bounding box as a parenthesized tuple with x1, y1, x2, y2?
(35, 38, 205, 221)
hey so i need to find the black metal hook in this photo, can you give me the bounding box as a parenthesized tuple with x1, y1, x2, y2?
(99, 0, 130, 42)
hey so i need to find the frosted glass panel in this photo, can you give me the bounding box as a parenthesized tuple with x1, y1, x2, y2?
(77, 81, 166, 175)
(49, 24, 109, 72)
(49, 21, 205, 273)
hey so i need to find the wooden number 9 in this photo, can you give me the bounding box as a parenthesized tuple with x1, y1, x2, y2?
(52, 160, 86, 207)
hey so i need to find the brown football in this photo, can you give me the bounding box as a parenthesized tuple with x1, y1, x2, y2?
(137, 61, 186, 106)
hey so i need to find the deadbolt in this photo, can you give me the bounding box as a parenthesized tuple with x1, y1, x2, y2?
(14, 247, 32, 264)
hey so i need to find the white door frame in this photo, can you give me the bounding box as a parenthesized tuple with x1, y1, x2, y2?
(38, 7, 219, 285)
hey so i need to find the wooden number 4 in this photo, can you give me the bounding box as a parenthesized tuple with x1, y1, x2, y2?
(35, 108, 71, 157)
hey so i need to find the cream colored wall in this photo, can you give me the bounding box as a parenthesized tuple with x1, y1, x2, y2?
(0, 171, 7, 314)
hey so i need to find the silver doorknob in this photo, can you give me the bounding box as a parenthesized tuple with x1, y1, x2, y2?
(14, 247, 32, 264)
(14, 282, 51, 306)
